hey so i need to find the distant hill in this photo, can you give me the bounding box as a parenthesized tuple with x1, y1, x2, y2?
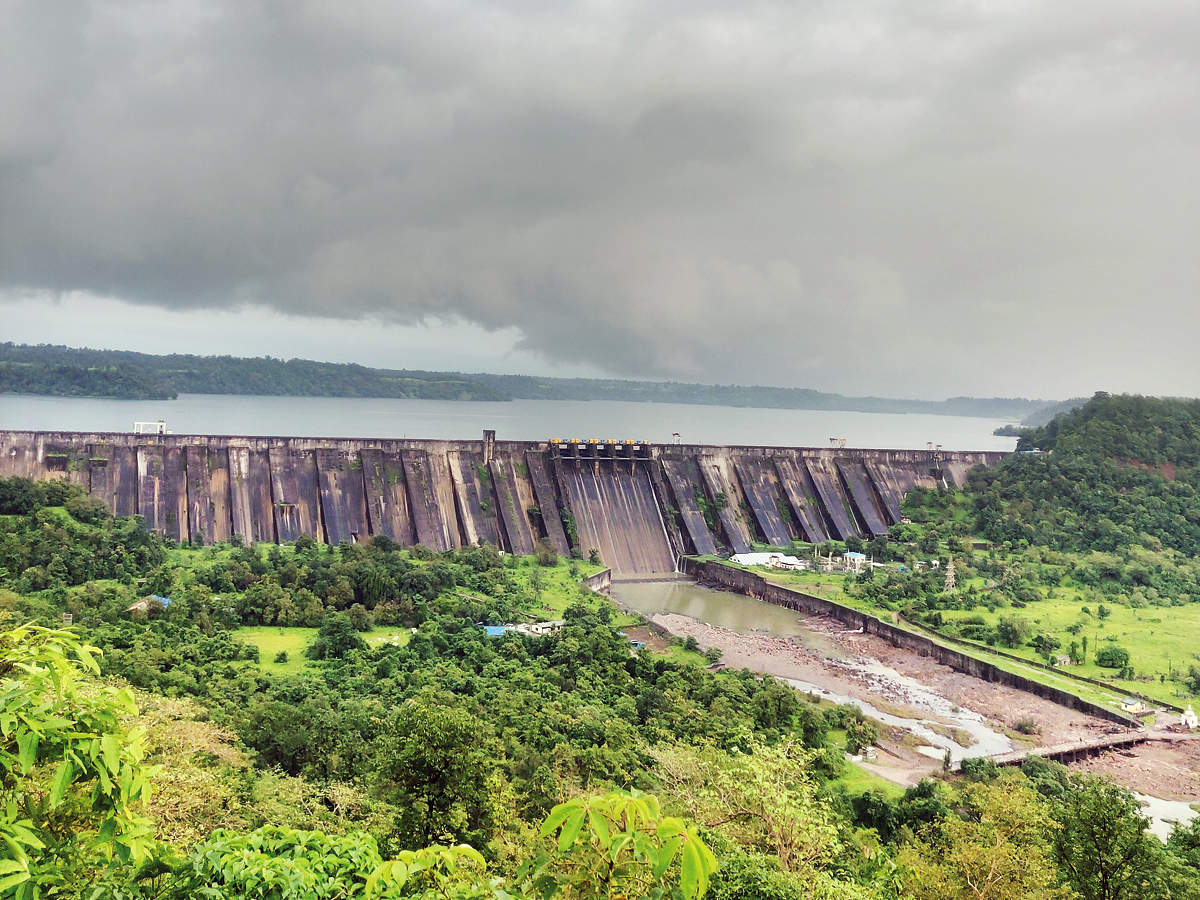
(968, 392, 1200, 554)
(0, 342, 1051, 418)
(1019, 396, 1089, 426)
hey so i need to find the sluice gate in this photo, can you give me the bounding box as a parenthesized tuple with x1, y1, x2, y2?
(0, 430, 1005, 574)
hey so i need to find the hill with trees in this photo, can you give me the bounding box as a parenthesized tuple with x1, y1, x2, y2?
(0, 342, 1054, 417)
(969, 393, 1200, 555)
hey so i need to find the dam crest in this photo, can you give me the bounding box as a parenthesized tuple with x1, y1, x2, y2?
(0, 430, 1006, 575)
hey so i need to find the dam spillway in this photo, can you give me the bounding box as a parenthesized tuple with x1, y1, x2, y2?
(0, 431, 1006, 576)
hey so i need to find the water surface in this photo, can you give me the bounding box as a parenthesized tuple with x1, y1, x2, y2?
(611, 577, 843, 656)
(0, 393, 1018, 450)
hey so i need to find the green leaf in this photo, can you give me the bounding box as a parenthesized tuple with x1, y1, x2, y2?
(587, 808, 611, 849)
(0, 871, 30, 892)
(556, 808, 586, 854)
(539, 802, 575, 838)
(48, 761, 73, 807)
(652, 835, 682, 879)
(15, 732, 36, 775)
(100, 733, 119, 774)
(678, 837, 717, 900)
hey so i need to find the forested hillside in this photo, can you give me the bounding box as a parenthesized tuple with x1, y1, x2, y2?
(0, 342, 1051, 417)
(3, 472, 1200, 897)
(968, 393, 1200, 554)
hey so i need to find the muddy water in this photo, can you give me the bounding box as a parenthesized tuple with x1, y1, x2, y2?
(611, 576, 844, 657)
(1134, 793, 1200, 841)
(611, 578, 1012, 761)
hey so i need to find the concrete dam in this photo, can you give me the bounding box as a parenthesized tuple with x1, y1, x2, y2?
(0, 430, 1005, 576)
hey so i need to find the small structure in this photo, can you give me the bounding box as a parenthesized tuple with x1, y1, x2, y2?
(126, 595, 171, 615)
(730, 552, 807, 571)
(481, 620, 565, 638)
(843, 551, 868, 574)
(1182, 705, 1198, 731)
(1120, 697, 1148, 716)
(1055, 654, 1073, 667)
(943, 558, 957, 592)
(133, 420, 168, 435)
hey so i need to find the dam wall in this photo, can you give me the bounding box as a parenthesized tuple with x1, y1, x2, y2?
(0, 430, 1005, 576)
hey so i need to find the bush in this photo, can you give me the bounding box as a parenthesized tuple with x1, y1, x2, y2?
(1014, 716, 1041, 735)
(273, 650, 289, 664)
(1095, 645, 1131, 668)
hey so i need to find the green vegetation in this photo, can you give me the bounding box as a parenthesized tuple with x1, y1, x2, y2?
(235, 625, 317, 674)
(5, 390, 1200, 897)
(1, 342, 1053, 417)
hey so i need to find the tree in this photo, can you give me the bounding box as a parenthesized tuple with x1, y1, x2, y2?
(899, 778, 1067, 900)
(0, 625, 156, 895)
(1095, 646, 1131, 669)
(845, 718, 879, 755)
(179, 825, 507, 900)
(995, 615, 1031, 648)
(1051, 774, 1188, 900)
(307, 612, 367, 659)
(530, 791, 717, 900)
(371, 700, 499, 848)
(651, 742, 845, 879)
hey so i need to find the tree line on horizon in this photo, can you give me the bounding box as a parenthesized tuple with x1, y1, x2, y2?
(0, 341, 1054, 418)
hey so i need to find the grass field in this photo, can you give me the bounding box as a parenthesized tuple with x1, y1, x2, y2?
(504, 557, 607, 619)
(938, 593, 1200, 706)
(235, 624, 412, 674)
(235, 626, 316, 675)
(714, 558, 1144, 716)
(832, 762, 905, 799)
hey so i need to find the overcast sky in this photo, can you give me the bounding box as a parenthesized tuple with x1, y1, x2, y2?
(2, 1, 1198, 399)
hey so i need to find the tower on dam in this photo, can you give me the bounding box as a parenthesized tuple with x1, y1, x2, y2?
(0, 430, 1006, 577)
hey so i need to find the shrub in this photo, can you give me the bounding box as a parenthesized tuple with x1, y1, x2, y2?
(1014, 716, 1041, 735)
(1095, 645, 1131, 668)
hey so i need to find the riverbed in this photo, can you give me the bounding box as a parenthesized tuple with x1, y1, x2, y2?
(612, 579, 1110, 774)
(612, 577, 1200, 837)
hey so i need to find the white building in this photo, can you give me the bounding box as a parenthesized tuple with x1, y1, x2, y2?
(730, 552, 807, 570)
(1182, 704, 1198, 731)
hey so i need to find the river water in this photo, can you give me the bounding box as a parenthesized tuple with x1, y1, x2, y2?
(0, 393, 1018, 450)
(611, 576, 844, 656)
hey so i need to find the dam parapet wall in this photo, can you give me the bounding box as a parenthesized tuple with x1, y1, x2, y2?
(0, 429, 1007, 576)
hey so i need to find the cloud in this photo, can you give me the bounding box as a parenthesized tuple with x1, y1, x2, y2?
(2, 0, 1198, 397)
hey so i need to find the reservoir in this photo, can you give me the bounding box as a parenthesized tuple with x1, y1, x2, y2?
(0, 393, 1017, 450)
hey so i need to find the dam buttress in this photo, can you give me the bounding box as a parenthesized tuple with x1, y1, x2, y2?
(0, 431, 1005, 576)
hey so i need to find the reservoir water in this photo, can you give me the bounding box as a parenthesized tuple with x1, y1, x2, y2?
(0, 393, 1018, 450)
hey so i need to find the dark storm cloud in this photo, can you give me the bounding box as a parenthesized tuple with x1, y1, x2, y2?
(2, 0, 1199, 396)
